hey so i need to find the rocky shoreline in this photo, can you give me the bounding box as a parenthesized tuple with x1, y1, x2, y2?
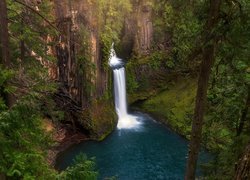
(45, 122, 89, 167)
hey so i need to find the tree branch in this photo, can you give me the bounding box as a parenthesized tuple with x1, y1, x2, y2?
(12, 0, 59, 32)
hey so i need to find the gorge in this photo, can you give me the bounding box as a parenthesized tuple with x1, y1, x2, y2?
(55, 46, 210, 179)
(0, 0, 249, 179)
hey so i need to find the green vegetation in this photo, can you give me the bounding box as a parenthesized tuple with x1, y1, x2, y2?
(58, 153, 98, 180)
(135, 70, 248, 178)
(153, 0, 202, 70)
(127, 0, 250, 178)
(82, 99, 117, 141)
(0, 95, 55, 179)
(140, 76, 196, 138)
(0, 66, 99, 179)
(137, 74, 240, 150)
(0, 0, 99, 179)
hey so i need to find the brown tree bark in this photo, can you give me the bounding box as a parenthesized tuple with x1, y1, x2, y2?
(0, 173, 6, 180)
(237, 90, 249, 136)
(234, 144, 250, 180)
(20, 16, 25, 62)
(0, 0, 14, 107)
(0, 0, 10, 67)
(185, 0, 221, 179)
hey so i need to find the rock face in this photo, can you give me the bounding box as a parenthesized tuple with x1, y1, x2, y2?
(234, 144, 250, 180)
(54, 0, 107, 107)
(52, 0, 114, 138)
(121, 0, 153, 57)
(51, 0, 154, 137)
(135, 1, 153, 55)
(53, 0, 154, 104)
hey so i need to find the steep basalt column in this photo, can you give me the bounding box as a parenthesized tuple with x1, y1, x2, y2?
(136, 3, 153, 55)
(54, 0, 108, 107)
(122, 0, 153, 56)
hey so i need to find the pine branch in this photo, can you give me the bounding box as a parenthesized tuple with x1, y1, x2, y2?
(12, 0, 59, 32)
(12, 0, 82, 47)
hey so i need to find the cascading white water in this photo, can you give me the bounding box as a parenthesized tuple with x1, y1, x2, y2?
(109, 44, 140, 129)
(113, 68, 127, 118)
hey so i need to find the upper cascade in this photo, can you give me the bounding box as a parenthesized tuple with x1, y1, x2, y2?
(109, 43, 124, 69)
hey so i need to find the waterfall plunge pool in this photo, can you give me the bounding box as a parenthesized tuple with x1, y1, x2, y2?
(56, 112, 210, 179)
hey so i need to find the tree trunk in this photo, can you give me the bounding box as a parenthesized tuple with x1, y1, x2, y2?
(20, 14, 25, 62)
(185, 43, 216, 180)
(0, 0, 14, 107)
(185, 0, 221, 179)
(0, 0, 10, 67)
(0, 173, 6, 180)
(234, 144, 250, 179)
(237, 90, 249, 136)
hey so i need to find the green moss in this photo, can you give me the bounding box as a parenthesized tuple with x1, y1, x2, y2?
(140, 76, 197, 138)
(137, 75, 233, 151)
(82, 100, 117, 140)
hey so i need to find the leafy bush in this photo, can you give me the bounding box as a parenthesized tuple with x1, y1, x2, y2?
(126, 62, 139, 94)
(0, 96, 57, 179)
(58, 153, 98, 180)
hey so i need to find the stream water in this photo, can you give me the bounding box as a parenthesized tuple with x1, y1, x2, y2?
(56, 112, 210, 179)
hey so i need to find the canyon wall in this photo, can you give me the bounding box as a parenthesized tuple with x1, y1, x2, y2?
(121, 0, 153, 57)
(53, 0, 154, 106)
(54, 0, 108, 108)
(51, 0, 154, 137)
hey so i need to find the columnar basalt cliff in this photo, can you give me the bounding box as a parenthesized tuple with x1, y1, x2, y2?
(121, 0, 153, 57)
(134, 1, 153, 55)
(53, 0, 154, 101)
(50, 0, 155, 137)
(52, 0, 114, 138)
(54, 0, 107, 105)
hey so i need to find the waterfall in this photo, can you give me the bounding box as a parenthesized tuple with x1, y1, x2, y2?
(109, 44, 140, 129)
(113, 68, 127, 118)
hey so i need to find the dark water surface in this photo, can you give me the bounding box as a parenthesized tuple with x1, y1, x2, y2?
(56, 112, 210, 180)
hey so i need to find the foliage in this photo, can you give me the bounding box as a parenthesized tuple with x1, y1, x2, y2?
(0, 89, 98, 179)
(0, 94, 57, 179)
(201, 1, 250, 177)
(7, 0, 57, 63)
(0, 66, 15, 110)
(58, 153, 98, 180)
(152, 0, 202, 70)
(140, 76, 196, 138)
(82, 99, 117, 140)
(1, 1, 67, 179)
(133, 1, 250, 178)
(77, 25, 97, 98)
(126, 62, 139, 94)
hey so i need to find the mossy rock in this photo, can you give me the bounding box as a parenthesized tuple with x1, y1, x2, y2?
(139, 76, 197, 139)
(81, 100, 117, 140)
